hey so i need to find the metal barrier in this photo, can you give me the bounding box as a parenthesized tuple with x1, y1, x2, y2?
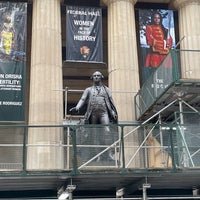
(135, 49, 200, 120)
(0, 116, 200, 173)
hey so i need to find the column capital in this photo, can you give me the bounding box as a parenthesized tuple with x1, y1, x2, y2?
(173, 0, 200, 9)
(101, 0, 137, 6)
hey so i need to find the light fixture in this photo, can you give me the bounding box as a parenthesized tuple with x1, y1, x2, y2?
(116, 188, 124, 198)
(66, 184, 76, 193)
(58, 191, 69, 200)
(142, 183, 151, 200)
(57, 185, 76, 200)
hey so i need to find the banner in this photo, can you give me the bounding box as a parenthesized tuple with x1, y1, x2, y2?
(0, 2, 27, 122)
(66, 6, 103, 62)
(138, 9, 176, 85)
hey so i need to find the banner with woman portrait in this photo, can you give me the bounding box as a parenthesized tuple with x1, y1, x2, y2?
(138, 9, 176, 85)
(0, 2, 27, 122)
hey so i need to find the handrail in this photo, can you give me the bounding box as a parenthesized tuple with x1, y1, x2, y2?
(0, 117, 199, 174)
(135, 49, 200, 120)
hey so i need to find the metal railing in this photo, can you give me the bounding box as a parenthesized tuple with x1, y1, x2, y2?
(0, 116, 199, 174)
(135, 49, 200, 120)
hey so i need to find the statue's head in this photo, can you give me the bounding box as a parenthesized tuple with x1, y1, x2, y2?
(91, 71, 104, 81)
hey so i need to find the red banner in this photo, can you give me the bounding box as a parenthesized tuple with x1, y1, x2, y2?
(138, 9, 176, 85)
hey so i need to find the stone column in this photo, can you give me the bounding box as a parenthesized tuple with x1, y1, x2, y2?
(102, 0, 142, 168)
(173, 0, 200, 79)
(102, 0, 139, 122)
(27, 0, 64, 170)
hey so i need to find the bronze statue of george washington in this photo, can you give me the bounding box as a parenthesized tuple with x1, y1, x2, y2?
(70, 71, 118, 124)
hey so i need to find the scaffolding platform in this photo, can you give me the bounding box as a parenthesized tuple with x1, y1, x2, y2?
(135, 50, 200, 122)
(136, 79, 200, 121)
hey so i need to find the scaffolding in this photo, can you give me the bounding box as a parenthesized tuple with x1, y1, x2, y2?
(62, 92, 199, 171)
(0, 50, 200, 199)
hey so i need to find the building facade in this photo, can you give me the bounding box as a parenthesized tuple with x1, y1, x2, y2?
(0, 0, 200, 199)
